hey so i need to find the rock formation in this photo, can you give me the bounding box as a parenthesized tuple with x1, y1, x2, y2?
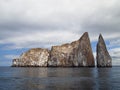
(96, 34, 112, 67)
(77, 32, 95, 66)
(12, 32, 95, 67)
(12, 32, 112, 67)
(12, 48, 50, 67)
(48, 32, 95, 67)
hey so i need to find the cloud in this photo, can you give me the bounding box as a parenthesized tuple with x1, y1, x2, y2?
(109, 48, 120, 58)
(4, 54, 19, 59)
(0, 0, 120, 50)
(109, 47, 120, 66)
(109, 39, 120, 48)
(0, 31, 80, 49)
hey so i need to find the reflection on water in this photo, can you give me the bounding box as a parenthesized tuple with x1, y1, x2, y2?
(0, 67, 120, 90)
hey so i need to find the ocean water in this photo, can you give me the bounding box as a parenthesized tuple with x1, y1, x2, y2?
(0, 67, 120, 90)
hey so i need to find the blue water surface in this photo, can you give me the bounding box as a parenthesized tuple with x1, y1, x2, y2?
(0, 67, 120, 90)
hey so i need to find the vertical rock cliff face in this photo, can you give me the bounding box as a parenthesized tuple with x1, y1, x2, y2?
(48, 32, 95, 67)
(76, 32, 95, 66)
(96, 34, 112, 67)
(48, 42, 79, 66)
(12, 48, 50, 66)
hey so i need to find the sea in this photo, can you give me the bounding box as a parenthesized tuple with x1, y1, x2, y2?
(0, 67, 120, 90)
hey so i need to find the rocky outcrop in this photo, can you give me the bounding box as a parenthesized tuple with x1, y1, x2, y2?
(12, 48, 50, 67)
(96, 34, 112, 67)
(48, 32, 95, 67)
(48, 42, 78, 66)
(12, 32, 112, 67)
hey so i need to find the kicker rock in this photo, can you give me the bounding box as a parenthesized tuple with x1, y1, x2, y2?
(48, 32, 95, 67)
(96, 34, 112, 67)
(12, 48, 50, 66)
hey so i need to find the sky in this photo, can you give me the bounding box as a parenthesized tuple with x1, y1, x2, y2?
(0, 0, 120, 66)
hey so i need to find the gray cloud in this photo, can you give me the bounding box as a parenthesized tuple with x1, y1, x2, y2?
(0, 0, 120, 44)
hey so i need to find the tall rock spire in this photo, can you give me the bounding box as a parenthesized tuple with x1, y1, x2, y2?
(96, 34, 112, 67)
(76, 32, 95, 66)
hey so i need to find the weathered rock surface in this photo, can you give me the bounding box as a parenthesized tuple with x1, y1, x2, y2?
(48, 32, 95, 67)
(77, 32, 95, 66)
(96, 34, 112, 67)
(12, 48, 50, 66)
(12, 32, 97, 67)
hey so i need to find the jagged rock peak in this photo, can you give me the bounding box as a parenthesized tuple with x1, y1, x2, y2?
(77, 32, 95, 66)
(96, 34, 112, 67)
(81, 32, 88, 37)
(48, 32, 95, 67)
